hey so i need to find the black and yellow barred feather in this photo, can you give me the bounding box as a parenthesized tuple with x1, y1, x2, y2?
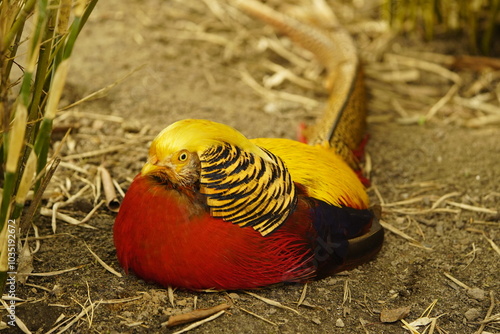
(200, 142, 297, 236)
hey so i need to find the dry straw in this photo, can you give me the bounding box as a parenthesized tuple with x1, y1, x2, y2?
(0, 0, 98, 289)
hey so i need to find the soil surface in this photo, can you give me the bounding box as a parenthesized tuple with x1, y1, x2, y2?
(5, 0, 500, 333)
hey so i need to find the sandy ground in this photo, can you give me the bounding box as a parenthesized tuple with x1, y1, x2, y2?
(5, 0, 500, 333)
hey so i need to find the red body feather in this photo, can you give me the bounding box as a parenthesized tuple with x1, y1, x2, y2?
(114, 173, 379, 290)
(114, 174, 322, 290)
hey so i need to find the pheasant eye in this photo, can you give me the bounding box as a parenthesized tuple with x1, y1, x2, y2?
(178, 152, 188, 162)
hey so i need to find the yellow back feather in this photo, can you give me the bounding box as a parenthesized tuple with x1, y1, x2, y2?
(250, 138, 369, 209)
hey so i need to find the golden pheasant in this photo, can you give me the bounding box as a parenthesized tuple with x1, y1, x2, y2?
(114, 0, 383, 290)
(114, 119, 383, 290)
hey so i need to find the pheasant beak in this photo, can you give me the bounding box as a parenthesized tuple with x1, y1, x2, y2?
(141, 162, 161, 176)
(141, 155, 176, 179)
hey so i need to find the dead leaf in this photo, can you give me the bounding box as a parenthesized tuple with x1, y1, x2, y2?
(17, 241, 34, 284)
(380, 306, 411, 323)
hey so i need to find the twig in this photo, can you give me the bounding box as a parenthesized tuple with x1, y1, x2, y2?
(80, 200, 105, 224)
(112, 178, 126, 198)
(446, 201, 498, 215)
(371, 182, 385, 205)
(54, 301, 99, 334)
(168, 286, 175, 307)
(239, 306, 277, 326)
(40, 207, 97, 229)
(425, 83, 460, 121)
(474, 291, 495, 334)
(29, 264, 87, 277)
(46, 295, 142, 334)
(469, 220, 499, 226)
(483, 235, 500, 256)
(297, 283, 307, 307)
(454, 96, 500, 115)
(58, 161, 89, 174)
(401, 318, 421, 334)
(49, 184, 91, 232)
(84, 242, 122, 277)
(85, 281, 95, 329)
(382, 196, 426, 207)
(263, 37, 313, 69)
(240, 67, 318, 108)
(384, 207, 459, 215)
(342, 279, 351, 306)
(25, 282, 52, 293)
(359, 318, 370, 334)
(99, 166, 121, 212)
(379, 220, 432, 250)
(443, 272, 471, 290)
(171, 310, 226, 334)
(429, 317, 437, 334)
(263, 60, 317, 90)
(430, 192, 461, 210)
(21, 158, 61, 235)
(99, 295, 143, 304)
(163, 303, 231, 327)
(466, 114, 500, 127)
(245, 291, 300, 315)
(464, 243, 478, 269)
(385, 54, 462, 83)
(466, 228, 500, 256)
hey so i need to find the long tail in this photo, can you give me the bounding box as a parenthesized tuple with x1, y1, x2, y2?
(234, 0, 367, 168)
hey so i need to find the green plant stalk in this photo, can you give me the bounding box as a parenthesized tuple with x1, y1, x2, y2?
(0, 221, 10, 289)
(13, 0, 50, 201)
(406, 0, 416, 32)
(18, 70, 34, 109)
(0, 172, 15, 235)
(30, 0, 89, 192)
(29, 1, 80, 191)
(2, 132, 9, 173)
(22, 5, 56, 181)
(62, 16, 82, 60)
(33, 117, 52, 192)
(2, 24, 25, 94)
(0, 103, 27, 233)
(33, 56, 69, 191)
(12, 202, 25, 221)
(467, 7, 478, 54)
(62, 0, 99, 60)
(12, 150, 37, 220)
(0, 174, 16, 290)
(17, 0, 47, 108)
(0, 104, 27, 288)
(2, 0, 36, 49)
(27, 10, 56, 125)
(75, 0, 99, 38)
(0, 274, 6, 294)
(382, 0, 392, 26)
(424, 0, 436, 40)
(51, 0, 70, 84)
(482, 0, 500, 54)
(382, 0, 498, 54)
